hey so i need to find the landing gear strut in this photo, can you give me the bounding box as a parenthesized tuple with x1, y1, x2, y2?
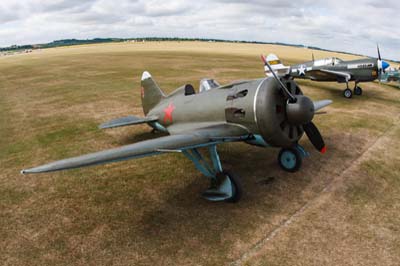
(182, 145, 242, 202)
(343, 81, 352, 99)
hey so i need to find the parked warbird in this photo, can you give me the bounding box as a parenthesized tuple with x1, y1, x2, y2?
(381, 67, 400, 82)
(21, 64, 332, 202)
(262, 46, 390, 98)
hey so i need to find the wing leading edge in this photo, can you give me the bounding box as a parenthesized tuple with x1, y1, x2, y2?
(319, 69, 352, 81)
(21, 124, 249, 174)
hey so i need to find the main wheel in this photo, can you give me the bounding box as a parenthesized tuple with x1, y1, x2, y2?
(218, 170, 242, 203)
(354, 86, 362, 96)
(343, 88, 352, 98)
(278, 148, 302, 172)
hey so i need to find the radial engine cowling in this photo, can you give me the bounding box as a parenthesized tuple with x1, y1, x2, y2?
(255, 78, 307, 147)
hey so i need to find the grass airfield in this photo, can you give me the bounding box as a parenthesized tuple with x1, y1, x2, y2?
(1, 41, 400, 265)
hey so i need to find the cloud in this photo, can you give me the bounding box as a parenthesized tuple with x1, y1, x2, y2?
(0, 0, 399, 60)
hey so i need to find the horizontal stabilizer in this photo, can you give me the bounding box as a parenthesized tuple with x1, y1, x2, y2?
(99, 115, 158, 129)
(313, 100, 333, 112)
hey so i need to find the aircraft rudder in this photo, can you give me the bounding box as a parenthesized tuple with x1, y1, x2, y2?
(140, 71, 165, 115)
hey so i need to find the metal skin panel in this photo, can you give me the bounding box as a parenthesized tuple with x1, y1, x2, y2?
(148, 87, 228, 128)
(147, 80, 264, 136)
(225, 79, 265, 133)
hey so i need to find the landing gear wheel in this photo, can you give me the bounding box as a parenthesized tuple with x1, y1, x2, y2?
(354, 86, 362, 96)
(343, 88, 353, 98)
(278, 148, 302, 173)
(215, 170, 242, 203)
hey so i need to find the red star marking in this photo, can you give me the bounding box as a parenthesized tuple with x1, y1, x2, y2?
(163, 103, 175, 123)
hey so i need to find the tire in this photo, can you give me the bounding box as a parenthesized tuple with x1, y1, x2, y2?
(218, 170, 242, 203)
(278, 148, 302, 173)
(354, 86, 362, 96)
(343, 88, 352, 98)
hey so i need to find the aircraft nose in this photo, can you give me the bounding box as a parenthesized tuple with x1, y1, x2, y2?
(382, 60, 390, 70)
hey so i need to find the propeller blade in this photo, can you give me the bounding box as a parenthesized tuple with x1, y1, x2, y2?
(376, 45, 384, 79)
(377, 44, 381, 60)
(260, 54, 267, 64)
(313, 99, 332, 112)
(264, 61, 297, 102)
(303, 122, 326, 153)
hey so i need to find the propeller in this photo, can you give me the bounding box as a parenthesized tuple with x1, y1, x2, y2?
(377, 45, 381, 61)
(377, 45, 390, 81)
(264, 61, 326, 153)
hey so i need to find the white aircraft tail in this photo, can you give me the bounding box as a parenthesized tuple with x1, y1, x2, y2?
(261, 53, 290, 77)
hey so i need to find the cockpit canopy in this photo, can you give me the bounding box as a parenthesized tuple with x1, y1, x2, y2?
(313, 57, 343, 67)
(199, 78, 220, 93)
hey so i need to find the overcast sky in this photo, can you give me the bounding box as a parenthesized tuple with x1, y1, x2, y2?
(1, 0, 399, 60)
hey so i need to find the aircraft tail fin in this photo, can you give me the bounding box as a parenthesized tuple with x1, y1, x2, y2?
(140, 71, 166, 115)
(262, 53, 290, 77)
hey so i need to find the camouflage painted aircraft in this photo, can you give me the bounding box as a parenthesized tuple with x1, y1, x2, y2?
(262, 46, 390, 98)
(21, 65, 332, 202)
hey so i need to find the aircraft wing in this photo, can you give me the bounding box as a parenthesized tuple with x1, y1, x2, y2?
(318, 69, 352, 81)
(21, 123, 250, 174)
(99, 115, 158, 129)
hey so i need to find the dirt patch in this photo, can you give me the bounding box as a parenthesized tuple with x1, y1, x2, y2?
(238, 118, 400, 266)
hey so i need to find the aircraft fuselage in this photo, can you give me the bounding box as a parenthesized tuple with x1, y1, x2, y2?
(290, 58, 379, 83)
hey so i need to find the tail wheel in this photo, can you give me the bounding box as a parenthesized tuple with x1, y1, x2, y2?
(278, 147, 302, 172)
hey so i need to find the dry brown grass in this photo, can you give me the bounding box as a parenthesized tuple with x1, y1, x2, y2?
(1, 41, 399, 266)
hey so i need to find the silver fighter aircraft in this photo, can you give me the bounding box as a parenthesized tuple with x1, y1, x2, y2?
(263, 46, 390, 98)
(22, 64, 332, 203)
